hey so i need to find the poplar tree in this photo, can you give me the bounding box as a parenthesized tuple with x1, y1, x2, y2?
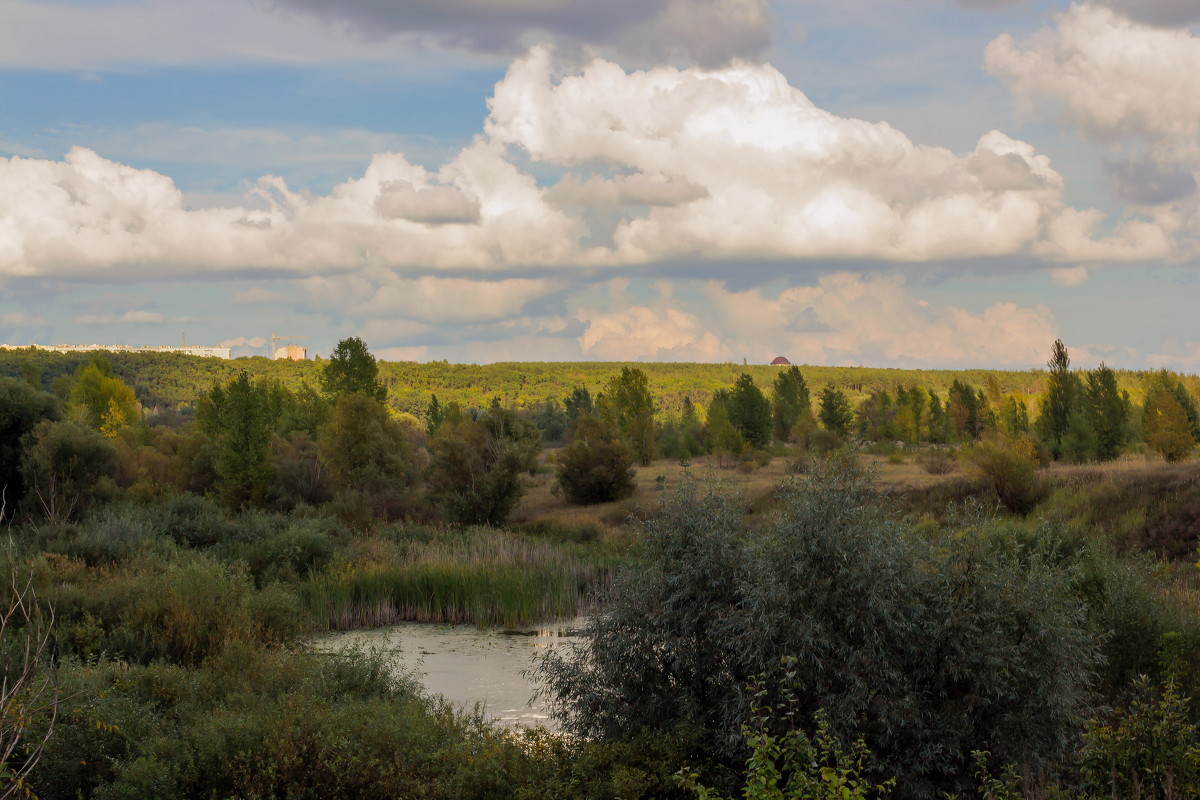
(605, 367, 656, 466)
(198, 373, 273, 510)
(1084, 364, 1129, 461)
(1036, 339, 1079, 459)
(771, 366, 813, 442)
(818, 386, 853, 438)
(728, 374, 772, 449)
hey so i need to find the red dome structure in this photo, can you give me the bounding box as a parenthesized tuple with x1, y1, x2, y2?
(770, 356, 791, 366)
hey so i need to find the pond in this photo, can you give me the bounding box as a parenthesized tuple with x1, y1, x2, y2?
(311, 618, 585, 729)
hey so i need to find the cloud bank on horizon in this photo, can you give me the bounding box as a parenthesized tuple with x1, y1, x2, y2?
(0, 1, 1197, 370)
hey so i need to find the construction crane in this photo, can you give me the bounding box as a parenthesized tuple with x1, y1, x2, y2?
(270, 332, 306, 359)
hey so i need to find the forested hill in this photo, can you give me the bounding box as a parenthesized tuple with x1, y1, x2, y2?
(0, 347, 1185, 417)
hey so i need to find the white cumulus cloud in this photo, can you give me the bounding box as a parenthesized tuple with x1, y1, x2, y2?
(985, 5, 1200, 164)
(489, 47, 1166, 264)
(0, 45, 1181, 286)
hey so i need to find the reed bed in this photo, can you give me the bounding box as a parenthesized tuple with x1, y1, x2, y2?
(298, 527, 607, 629)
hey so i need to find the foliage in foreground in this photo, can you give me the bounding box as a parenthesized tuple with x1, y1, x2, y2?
(537, 455, 1100, 799)
(676, 687, 894, 800)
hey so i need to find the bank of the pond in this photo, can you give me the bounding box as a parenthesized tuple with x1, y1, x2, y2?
(310, 618, 585, 728)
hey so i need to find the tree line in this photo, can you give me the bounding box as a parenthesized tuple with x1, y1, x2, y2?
(2, 337, 1197, 527)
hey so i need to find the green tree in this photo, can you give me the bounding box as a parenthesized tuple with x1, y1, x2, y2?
(947, 380, 981, 441)
(606, 367, 656, 467)
(318, 392, 419, 520)
(1143, 388, 1195, 462)
(19, 419, 118, 520)
(728, 374, 772, 450)
(706, 390, 743, 462)
(926, 390, 950, 444)
(564, 386, 594, 423)
(427, 406, 541, 526)
(1083, 364, 1130, 461)
(275, 383, 330, 438)
(965, 434, 1045, 515)
(1145, 370, 1200, 441)
(893, 385, 924, 444)
(319, 394, 417, 489)
(534, 398, 568, 444)
(320, 337, 386, 404)
(68, 357, 138, 435)
(198, 373, 274, 510)
(0, 378, 61, 520)
(856, 390, 894, 443)
(556, 415, 637, 505)
(1036, 339, 1080, 459)
(772, 366, 813, 442)
(1061, 407, 1098, 463)
(426, 394, 446, 436)
(997, 396, 1030, 438)
(679, 397, 705, 458)
(817, 386, 853, 438)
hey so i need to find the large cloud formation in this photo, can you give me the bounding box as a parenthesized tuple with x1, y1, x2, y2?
(986, 5, 1200, 163)
(986, 3, 1200, 251)
(0, 45, 1175, 283)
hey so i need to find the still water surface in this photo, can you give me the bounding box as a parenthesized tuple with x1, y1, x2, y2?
(313, 619, 584, 728)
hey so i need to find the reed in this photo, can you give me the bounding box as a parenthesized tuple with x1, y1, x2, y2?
(298, 527, 607, 629)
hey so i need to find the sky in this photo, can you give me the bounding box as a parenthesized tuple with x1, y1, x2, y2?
(0, 0, 1198, 370)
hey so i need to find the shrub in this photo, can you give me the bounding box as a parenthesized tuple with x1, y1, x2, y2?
(676, 702, 894, 800)
(536, 456, 1098, 799)
(918, 450, 957, 475)
(964, 435, 1045, 515)
(557, 416, 637, 505)
(427, 408, 541, 526)
(20, 419, 119, 521)
(808, 429, 843, 455)
(0, 377, 61, 520)
(1080, 638, 1200, 799)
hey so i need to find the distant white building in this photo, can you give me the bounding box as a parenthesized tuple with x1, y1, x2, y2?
(1, 343, 232, 359)
(272, 344, 307, 361)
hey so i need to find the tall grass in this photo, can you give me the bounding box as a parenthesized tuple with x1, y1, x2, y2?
(298, 527, 606, 629)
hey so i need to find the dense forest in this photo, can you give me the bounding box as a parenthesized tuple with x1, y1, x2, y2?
(1, 338, 1199, 798)
(3, 343, 1188, 417)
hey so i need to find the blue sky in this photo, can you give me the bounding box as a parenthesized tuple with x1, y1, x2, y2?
(1, 0, 1197, 370)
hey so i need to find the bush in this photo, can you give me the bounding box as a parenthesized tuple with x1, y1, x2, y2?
(918, 450, 957, 475)
(676, 702, 894, 800)
(20, 419, 119, 520)
(536, 456, 1098, 799)
(964, 435, 1045, 515)
(808, 429, 843, 455)
(1081, 639, 1200, 799)
(427, 408, 541, 526)
(557, 416, 637, 505)
(0, 377, 61, 520)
